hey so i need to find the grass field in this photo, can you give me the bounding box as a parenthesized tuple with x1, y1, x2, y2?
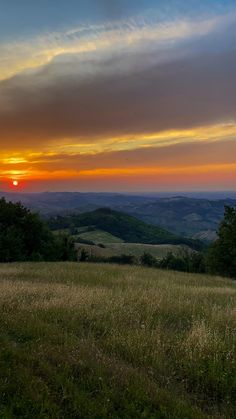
(75, 242, 184, 260)
(0, 263, 235, 418)
(78, 229, 124, 244)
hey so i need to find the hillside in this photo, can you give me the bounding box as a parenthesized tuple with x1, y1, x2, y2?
(121, 197, 235, 240)
(75, 242, 185, 260)
(50, 208, 203, 249)
(1, 191, 235, 240)
(0, 262, 235, 418)
(77, 228, 124, 244)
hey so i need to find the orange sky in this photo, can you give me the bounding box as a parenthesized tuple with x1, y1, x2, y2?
(0, 3, 236, 192)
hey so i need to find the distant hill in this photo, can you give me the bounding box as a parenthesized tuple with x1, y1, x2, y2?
(50, 208, 203, 249)
(0, 191, 154, 215)
(119, 197, 236, 240)
(1, 191, 235, 240)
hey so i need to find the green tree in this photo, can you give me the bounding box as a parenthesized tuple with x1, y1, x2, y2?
(207, 206, 236, 278)
(54, 233, 77, 261)
(79, 248, 89, 262)
(0, 198, 76, 262)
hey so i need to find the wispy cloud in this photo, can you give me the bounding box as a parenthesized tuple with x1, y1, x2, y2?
(0, 11, 232, 82)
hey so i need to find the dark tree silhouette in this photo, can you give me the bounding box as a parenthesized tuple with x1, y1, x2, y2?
(207, 206, 236, 278)
(0, 198, 76, 262)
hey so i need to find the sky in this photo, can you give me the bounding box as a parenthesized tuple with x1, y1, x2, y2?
(0, 0, 236, 192)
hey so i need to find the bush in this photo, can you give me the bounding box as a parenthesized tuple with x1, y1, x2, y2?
(109, 254, 136, 265)
(140, 252, 157, 267)
(158, 252, 187, 271)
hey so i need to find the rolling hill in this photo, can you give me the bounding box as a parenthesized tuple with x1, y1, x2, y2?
(1, 191, 235, 240)
(50, 208, 203, 249)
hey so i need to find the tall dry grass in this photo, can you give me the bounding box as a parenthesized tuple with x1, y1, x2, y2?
(0, 262, 235, 418)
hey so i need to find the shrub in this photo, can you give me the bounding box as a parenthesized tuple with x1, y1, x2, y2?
(140, 252, 157, 267)
(109, 254, 136, 265)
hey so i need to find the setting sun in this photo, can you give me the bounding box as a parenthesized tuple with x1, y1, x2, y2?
(12, 180, 19, 187)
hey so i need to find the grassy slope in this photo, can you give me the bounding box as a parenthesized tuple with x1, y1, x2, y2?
(0, 263, 235, 418)
(108, 243, 184, 258)
(75, 242, 183, 260)
(50, 208, 202, 249)
(78, 229, 124, 244)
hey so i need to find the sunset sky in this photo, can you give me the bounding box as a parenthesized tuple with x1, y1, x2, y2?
(1, 0, 236, 192)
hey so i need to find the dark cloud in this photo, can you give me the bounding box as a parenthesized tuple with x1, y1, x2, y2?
(0, 20, 236, 149)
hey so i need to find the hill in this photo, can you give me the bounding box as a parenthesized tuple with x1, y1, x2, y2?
(0, 262, 235, 418)
(1, 191, 235, 240)
(121, 196, 236, 240)
(50, 208, 203, 249)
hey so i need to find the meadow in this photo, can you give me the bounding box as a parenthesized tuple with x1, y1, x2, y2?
(0, 262, 235, 418)
(75, 241, 183, 260)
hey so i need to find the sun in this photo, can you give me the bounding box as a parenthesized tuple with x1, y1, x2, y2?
(12, 180, 19, 187)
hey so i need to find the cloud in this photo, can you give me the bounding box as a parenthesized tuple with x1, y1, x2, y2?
(2, 137, 236, 173)
(0, 13, 219, 82)
(0, 10, 236, 153)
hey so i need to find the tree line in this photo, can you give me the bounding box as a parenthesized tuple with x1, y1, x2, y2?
(0, 198, 236, 279)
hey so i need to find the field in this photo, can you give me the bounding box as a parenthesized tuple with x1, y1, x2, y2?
(75, 242, 184, 260)
(0, 263, 235, 418)
(77, 228, 124, 244)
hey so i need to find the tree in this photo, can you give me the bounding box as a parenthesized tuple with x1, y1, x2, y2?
(79, 248, 89, 262)
(207, 206, 236, 278)
(54, 233, 77, 261)
(0, 198, 76, 262)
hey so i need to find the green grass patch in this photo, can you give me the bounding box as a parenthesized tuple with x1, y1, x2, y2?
(78, 229, 123, 244)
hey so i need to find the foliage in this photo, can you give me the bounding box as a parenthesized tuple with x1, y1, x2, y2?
(0, 198, 76, 262)
(108, 254, 136, 265)
(157, 251, 206, 273)
(79, 248, 90, 262)
(54, 233, 77, 261)
(207, 206, 236, 278)
(140, 252, 157, 267)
